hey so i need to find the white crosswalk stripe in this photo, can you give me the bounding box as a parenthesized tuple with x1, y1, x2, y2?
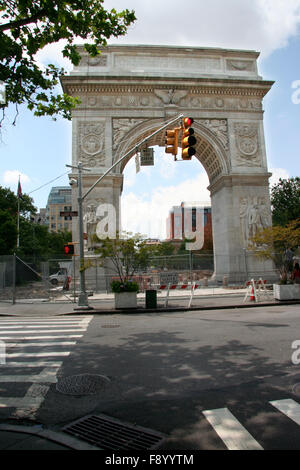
(270, 398, 300, 426)
(202, 398, 300, 450)
(0, 315, 92, 418)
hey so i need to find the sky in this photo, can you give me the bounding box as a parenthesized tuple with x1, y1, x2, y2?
(1, 0, 300, 239)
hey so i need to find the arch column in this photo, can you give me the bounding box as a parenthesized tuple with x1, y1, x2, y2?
(209, 174, 276, 282)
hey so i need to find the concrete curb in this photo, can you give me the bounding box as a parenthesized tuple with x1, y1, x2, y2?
(0, 423, 99, 450)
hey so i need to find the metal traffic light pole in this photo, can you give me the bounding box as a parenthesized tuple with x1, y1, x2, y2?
(67, 113, 184, 310)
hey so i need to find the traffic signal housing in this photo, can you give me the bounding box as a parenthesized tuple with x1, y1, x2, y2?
(165, 128, 179, 158)
(64, 243, 75, 255)
(181, 117, 197, 160)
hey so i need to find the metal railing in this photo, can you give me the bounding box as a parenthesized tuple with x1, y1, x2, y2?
(0, 252, 283, 304)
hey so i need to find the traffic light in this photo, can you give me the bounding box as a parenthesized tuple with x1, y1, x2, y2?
(181, 117, 197, 160)
(165, 128, 179, 157)
(64, 243, 75, 255)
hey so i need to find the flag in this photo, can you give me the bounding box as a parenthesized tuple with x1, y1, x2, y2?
(17, 178, 22, 199)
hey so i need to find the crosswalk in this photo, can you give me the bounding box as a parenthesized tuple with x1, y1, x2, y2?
(202, 398, 300, 450)
(0, 316, 92, 419)
(2, 315, 300, 449)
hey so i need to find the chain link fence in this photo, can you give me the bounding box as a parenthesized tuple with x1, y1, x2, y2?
(0, 252, 283, 304)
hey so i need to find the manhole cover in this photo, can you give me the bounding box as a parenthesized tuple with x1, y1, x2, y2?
(62, 414, 166, 450)
(292, 383, 300, 395)
(56, 374, 110, 396)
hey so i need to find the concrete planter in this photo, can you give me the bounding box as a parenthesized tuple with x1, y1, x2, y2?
(274, 284, 300, 300)
(114, 292, 137, 309)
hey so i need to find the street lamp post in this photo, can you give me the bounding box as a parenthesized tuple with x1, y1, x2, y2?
(67, 114, 184, 310)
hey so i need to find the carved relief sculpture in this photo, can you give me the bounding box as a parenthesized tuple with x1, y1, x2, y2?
(198, 119, 229, 150)
(234, 122, 260, 166)
(154, 89, 188, 105)
(113, 118, 144, 149)
(83, 199, 105, 250)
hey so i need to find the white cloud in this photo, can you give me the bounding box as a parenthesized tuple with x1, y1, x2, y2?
(121, 172, 210, 239)
(103, 0, 300, 58)
(2, 170, 30, 186)
(33, 0, 300, 72)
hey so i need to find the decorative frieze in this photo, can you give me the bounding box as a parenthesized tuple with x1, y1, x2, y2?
(234, 122, 261, 166)
(73, 89, 263, 112)
(79, 54, 108, 67)
(226, 59, 255, 72)
(112, 118, 145, 149)
(77, 121, 106, 167)
(198, 119, 229, 150)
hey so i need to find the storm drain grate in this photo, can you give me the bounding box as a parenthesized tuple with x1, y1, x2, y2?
(62, 414, 166, 450)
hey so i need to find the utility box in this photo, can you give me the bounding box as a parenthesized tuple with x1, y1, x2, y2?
(145, 289, 157, 309)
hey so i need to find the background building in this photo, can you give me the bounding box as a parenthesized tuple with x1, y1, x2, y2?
(46, 186, 72, 233)
(166, 202, 213, 250)
(31, 208, 47, 225)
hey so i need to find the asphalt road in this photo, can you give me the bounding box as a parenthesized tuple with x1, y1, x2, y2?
(1, 304, 300, 450)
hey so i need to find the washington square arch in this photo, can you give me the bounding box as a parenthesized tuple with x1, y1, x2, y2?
(61, 44, 277, 283)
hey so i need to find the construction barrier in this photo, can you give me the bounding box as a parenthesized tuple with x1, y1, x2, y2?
(157, 282, 202, 308)
(243, 278, 273, 303)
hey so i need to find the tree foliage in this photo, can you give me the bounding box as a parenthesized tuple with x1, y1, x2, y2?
(0, 184, 72, 258)
(271, 177, 300, 226)
(95, 232, 151, 283)
(0, 1, 136, 123)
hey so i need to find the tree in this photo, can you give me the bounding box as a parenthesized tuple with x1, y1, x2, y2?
(0, 184, 73, 258)
(0, 185, 36, 217)
(248, 219, 300, 281)
(271, 177, 300, 226)
(0, 1, 136, 124)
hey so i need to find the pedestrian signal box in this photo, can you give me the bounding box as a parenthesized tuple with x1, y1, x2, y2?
(181, 117, 197, 160)
(165, 128, 179, 157)
(64, 244, 75, 255)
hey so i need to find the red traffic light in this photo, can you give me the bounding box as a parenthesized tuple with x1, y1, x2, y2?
(181, 117, 197, 160)
(183, 117, 194, 127)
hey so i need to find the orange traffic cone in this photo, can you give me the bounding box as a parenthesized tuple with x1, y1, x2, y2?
(250, 285, 255, 301)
